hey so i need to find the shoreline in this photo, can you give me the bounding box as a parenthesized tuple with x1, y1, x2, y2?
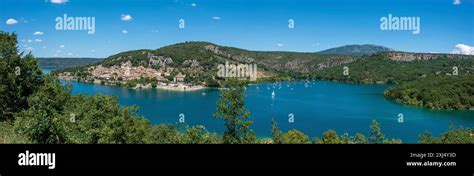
(58, 78, 208, 92)
(153, 84, 207, 91)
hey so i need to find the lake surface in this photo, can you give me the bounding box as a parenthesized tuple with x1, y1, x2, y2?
(43, 68, 474, 143)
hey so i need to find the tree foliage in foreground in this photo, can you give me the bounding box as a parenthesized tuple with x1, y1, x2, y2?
(271, 119, 402, 144)
(0, 32, 43, 121)
(419, 124, 474, 144)
(271, 119, 310, 144)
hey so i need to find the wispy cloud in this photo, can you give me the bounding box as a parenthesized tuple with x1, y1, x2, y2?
(122, 30, 128, 34)
(191, 3, 197, 7)
(277, 43, 284, 47)
(212, 16, 222, 20)
(34, 39, 42, 42)
(453, 0, 461, 5)
(6, 18, 18, 25)
(451, 44, 474, 55)
(27, 39, 33, 43)
(33, 31, 44, 35)
(20, 18, 29, 23)
(121, 14, 133, 21)
(60, 45, 65, 48)
(50, 0, 68, 4)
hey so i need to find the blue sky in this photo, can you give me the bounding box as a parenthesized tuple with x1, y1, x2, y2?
(0, 0, 473, 58)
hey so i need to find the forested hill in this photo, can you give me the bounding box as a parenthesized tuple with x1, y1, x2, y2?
(88, 41, 357, 74)
(312, 52, 474, 84)
(53, 42, 357, 86)
(384, 76, 474, 110)
(311, 52, 474, 110)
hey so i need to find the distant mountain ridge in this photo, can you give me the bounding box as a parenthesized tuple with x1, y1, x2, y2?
(38, 57, 103, 69)
(317, 44, 394, 56)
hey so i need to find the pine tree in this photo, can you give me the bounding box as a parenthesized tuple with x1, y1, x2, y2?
(213, 78, 253, 144)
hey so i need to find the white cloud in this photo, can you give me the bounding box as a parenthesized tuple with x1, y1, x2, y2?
(50, 0, 68, 4)
(151, 29, 159, 33)
(34, 39, 42, 42)
(27, 40, 33, 43)
(453, 0, 461, 5)
(25, 47, 34, 51)
(122, 30, 128, 34)
(121, 14, 133, 21)
(191, 3, 197, 7)
(6, 18, 18, 25)
(451, 44, 474, 55)
(33, 31, 44, 35)
(277, 43, 284, 47)
(68, 53, 73, 56)
(212, 16, 221, 20)
(60, 45, 65, 48)
(42, 46, 47, 49)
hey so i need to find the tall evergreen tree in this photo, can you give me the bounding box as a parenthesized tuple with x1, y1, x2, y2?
(213, 78, 253, 144)
(0, 32, 43, 121)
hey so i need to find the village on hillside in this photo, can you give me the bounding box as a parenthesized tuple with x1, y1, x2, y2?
(57, 58, 205, 91)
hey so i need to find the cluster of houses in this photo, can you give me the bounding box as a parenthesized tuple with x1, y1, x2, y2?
(90, 61, 167, 82)
(90, 61, 189, 83)
(57, 60, 189, 86)
(56, 52, 210, 91)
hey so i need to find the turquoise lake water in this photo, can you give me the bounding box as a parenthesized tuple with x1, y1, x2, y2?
(43, 68, 474, 143)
